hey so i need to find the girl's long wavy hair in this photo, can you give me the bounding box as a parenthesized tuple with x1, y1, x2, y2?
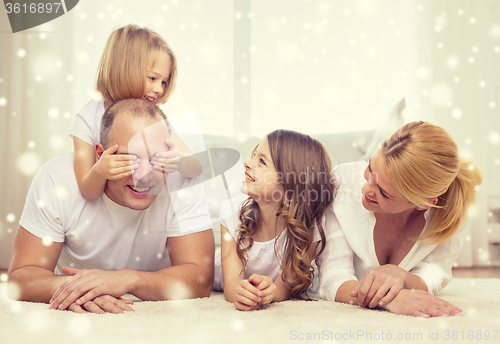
(381, 121, 483, 244)
(236, 129, 337, 299)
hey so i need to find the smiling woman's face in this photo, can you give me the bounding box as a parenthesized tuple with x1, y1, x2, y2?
(104, 112, 170, 210)
(361, 150, 417, 214)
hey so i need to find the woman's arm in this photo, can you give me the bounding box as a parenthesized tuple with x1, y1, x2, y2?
(410, 220, 469, 295)
(351, 264, 427, 308)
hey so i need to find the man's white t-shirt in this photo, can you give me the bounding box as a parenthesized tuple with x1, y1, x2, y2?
(19, 153, 212, 275)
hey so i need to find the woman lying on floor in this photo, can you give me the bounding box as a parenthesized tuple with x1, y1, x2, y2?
(318, 121, 482, 318)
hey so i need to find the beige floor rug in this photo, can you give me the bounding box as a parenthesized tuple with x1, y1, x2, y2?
(0, 279, 499, 344)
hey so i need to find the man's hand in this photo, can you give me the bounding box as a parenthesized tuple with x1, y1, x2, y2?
(350, 264, 406, 308)
(49, 267, 137, 311)
(150, 139, 182, 174)
(67, 295, 134, 314)
(94, 144, 140, 180)
(381, 289, 464, 318)
(249, 274, 277, 306)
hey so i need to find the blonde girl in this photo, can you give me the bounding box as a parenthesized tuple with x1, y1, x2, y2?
(214, 129, 337, 311)
(318, 121, 483, 318)
(72, 24, 201, 200)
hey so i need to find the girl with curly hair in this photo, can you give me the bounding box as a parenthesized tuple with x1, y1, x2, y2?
(213, 129, 337, 311)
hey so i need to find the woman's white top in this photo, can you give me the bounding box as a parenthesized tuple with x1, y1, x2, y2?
(318, 161, 468, 300)
(213, 196, 323, 291)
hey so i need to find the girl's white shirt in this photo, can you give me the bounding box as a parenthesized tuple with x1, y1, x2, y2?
(213, 196, 323, 291)
(317, 161, 469, 300)
(71, 99, 105, 146)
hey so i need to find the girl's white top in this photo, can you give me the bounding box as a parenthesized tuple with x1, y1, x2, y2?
(213, 196, 324, 291)
(71, 99, 105, 146)
(317, 161, 469, 300)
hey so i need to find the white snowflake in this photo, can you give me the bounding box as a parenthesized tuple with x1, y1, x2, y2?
(68, 316, 92, 337)
(451, 108, 463, 119)
(17, 151, 41, 176)
(446, 56, 459, 69)
(430, 84, 452, 106)
(487, 131, 500, 145)
(48, 107, 59, 118)
(231, 319, 245, 332)
(417, 67, 431, 79)
(42, 236, 53, 246)
(490, 24, 500, 38)
(6, 213, 15, 223)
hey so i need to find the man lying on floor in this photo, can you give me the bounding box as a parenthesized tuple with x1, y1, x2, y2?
(7, 99, 214, 314)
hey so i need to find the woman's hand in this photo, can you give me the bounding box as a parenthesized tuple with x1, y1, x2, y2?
(351, 264, 406, 308)
(381, 289, 464, 318)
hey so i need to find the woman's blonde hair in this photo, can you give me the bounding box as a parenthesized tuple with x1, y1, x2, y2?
(381, 121, 482, 244)
(95, 24, 177, 104)
(236, 130, 337, 300)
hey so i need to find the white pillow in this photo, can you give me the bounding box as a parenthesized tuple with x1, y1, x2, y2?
(360, 98, 405, 161)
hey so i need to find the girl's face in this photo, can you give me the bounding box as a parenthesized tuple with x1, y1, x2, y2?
(241, 138, 283, 203)
(143, 52, 171, 103)
(361, 150, 417, 214)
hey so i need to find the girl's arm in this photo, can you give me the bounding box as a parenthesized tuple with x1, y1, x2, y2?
(74, 137, 107, 200)
(73, 137, 139, 200)
(220, 225, 261, 310)
(220, 224, 245, 302)
(171, 128, 203, 178)
(251, 241, 320, 304)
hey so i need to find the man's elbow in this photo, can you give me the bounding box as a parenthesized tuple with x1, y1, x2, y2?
(193, 267, 214, 298)
(6, 270, 25, 301)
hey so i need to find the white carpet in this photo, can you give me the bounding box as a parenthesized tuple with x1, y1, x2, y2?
(0, 279, 499, 344)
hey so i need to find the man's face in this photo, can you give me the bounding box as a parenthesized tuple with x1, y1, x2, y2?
(102, 112, 170, 210)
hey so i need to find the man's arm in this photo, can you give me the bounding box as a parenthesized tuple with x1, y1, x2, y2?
(7, 225, 66, 303)
(50, 228, 215, 309)
(130, 228, 215, 300)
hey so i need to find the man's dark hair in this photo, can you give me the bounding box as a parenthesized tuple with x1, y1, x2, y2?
(100, 98, 171, 149)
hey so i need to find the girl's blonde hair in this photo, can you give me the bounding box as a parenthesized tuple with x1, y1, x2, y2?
(96, 24, 177, 104)
(381, 121, 482, 244)
(236, 130, 337, 300)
